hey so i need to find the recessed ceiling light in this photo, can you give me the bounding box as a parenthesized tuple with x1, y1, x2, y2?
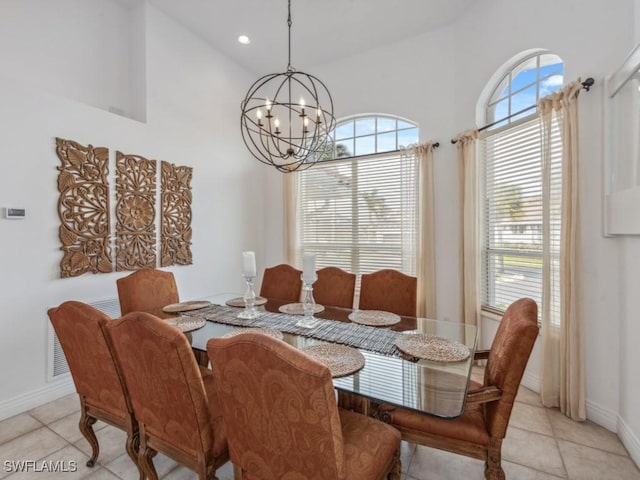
(238, 35, 250, 45)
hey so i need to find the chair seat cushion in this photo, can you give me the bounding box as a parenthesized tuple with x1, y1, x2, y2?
(201, 368, 229, 459)
(385, 396, 490, 447)
(339, 408, 400, 479)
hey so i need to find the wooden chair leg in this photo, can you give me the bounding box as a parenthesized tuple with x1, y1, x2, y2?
(139, 445, 158, 480)
(388, 448, 401, 480)
(78, 403, 99, 467)
(485, 438, 505, 480)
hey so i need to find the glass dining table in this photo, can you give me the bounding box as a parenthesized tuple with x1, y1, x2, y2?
(173, 294, 478, 419)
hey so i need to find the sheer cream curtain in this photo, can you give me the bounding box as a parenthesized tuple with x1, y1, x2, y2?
(402, 142, 436, 318)
(283, 173, 299, 265)
(538, 81, 585, 420)
(454, 129, 480, 342)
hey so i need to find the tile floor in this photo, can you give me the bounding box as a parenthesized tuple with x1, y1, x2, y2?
(1, 384, 639, 480)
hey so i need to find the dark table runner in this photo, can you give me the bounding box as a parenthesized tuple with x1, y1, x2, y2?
(186, 304, 403, 356)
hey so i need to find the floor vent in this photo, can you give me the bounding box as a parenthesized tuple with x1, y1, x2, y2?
(51, 299, 121, 378)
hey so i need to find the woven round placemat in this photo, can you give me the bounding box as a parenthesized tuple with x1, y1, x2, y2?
(221, 327, 284, 340)
(225, 296, 268, 308)
(162, 300, 211, 313)
(348, 310, 401, 327)
(165, 316, 206, 333)
(279, 303, 325, 315)
(301, 344, 365, 378)
(395, 333, 470, 362)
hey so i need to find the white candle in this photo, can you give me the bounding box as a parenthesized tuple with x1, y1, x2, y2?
(302, 253, 316, 284)
(242, 251, 256, 278)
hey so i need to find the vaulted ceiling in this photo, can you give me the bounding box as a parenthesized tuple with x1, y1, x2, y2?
(118, 0, 474, 74)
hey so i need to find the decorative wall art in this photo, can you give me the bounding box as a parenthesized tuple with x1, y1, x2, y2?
(115, 152, 157, 271)
(55, 139, 193, 276)
(56, 138, 113, 278)
(160, 161, 193, 267)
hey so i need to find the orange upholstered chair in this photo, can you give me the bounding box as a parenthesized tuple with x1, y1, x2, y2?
(313, 266, 356, 308)
(105, 312, 229, 480)
(359, 269, 417, 317)
(207, 333, 401, 480)
(259, 263, 302, 302)
(116, 268, 179, 315)
(375, 298, 539, 480)
(47, 301, 138, 471)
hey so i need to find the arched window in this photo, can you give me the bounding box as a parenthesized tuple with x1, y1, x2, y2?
(328, 114, 419, 159)
(486, 52, 564, 128)
(480, 51, 564, 317)
(292, 114, 420, 280)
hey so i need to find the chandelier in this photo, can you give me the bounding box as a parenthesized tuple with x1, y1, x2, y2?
(240, 0, 336, 173)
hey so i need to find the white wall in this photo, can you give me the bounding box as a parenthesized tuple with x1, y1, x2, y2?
(262, 0, 640, 464)
(0, 0, 263, 416)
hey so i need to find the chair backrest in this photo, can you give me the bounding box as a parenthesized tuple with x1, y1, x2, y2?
(259, 264, 302, 302)
(116, 269, 179, 315)
(484, 298, 539, 439)
(207, 333, 347, 480)
(47, 301, 128, 420)
(359, 269, 417, 317)
(313, 267, 356, 309)
(105, 312, 214, 461)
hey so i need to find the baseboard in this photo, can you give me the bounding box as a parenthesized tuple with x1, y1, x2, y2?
(585, 398, 618, 432)
(618, 416, 640, 468)
(521, 369, 540, 393)
(0, 376, 75, 421)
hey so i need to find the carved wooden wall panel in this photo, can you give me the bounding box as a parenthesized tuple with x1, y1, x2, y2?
(115, 152, 157, 271)
(160, 161, 193, 266)
(56, 138, 113, 278)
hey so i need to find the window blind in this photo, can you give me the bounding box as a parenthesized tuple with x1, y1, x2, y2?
(296, 152, 417, 277)
(480, 116, 562, 319)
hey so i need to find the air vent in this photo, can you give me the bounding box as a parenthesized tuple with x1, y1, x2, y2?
(50, 298, 121, 378)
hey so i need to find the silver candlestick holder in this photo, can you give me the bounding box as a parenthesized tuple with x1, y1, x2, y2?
(296, 274, 319, 329)
(238, 275, 261, 319)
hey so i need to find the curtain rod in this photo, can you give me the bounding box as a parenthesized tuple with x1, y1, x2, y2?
(450, 77, 595, 144)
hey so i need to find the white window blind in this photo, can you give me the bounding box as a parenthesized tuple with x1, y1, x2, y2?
(480, 115, 562, 320)
(296, 152, 417, 277)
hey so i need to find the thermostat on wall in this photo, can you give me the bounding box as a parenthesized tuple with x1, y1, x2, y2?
(4, 208, 26, 219)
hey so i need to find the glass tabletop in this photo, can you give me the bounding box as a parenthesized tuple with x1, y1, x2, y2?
(185, 294, 478, 419)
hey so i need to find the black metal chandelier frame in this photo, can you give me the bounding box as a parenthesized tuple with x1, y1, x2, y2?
(240, 0, 336, 172)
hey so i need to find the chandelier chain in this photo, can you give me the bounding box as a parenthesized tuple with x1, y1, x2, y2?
(287, 0, 292, 71)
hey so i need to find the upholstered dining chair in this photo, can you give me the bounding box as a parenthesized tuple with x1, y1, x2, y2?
(105, 312, 229, 480)
(259, 263, 302, 302)
(207, 333, 402, 480)
(375, 298, 539, 480)
(359, 269, 417, 317)
(116, 268, 179, 315)
(47, 301, 139, 472)
(313, 266, 356, 308)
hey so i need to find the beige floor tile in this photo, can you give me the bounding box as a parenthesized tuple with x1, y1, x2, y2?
(73, 425, 128, 466)
(558, 439, 640, 480)
(501, 427, 566, 478)
(28, 394, 80, 425)
(516, 385, 543, 406)
(0, 413, 43, 445)
(406, 444, 486, 479)
(0, 428, 68, 480)
(82, 467, 121, 479)
(400, 440, 416, 473)
(104, 451, 178, 479)
(547, 408, 629, 456)
(47, 411, 85, 444)
(503, 460, 567, 479)
(510, 401, 554, 436)
(8, 444, 91, 479)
